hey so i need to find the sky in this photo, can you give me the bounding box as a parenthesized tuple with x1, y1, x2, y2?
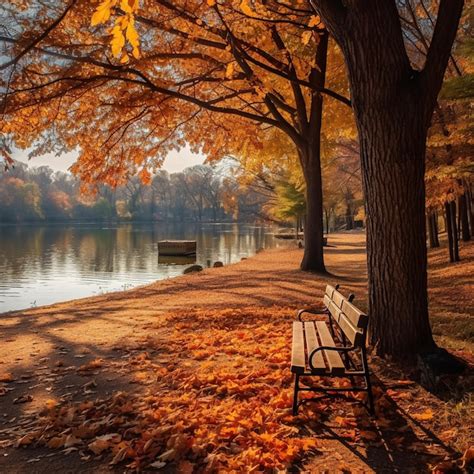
(12, 146, 206, 174)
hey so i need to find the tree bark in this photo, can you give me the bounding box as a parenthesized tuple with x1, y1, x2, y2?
(309, 0, 464, 358)
(298, 30, 328, 273)
(428, 212, 440, 248)
(459, 192, 471, 241)
(450, 200, 460, 261)
(445, 201, 455, 262)
(427, 212, 437, 248)
(433, 211, 440, 247)
(467, 184, 474, 236)
(300, 149, 326, 272)
(324, 208, 329, 235)
(343, 17, 435, 356)
(359, 113, 434, 355)
(346, 207, 354, 230)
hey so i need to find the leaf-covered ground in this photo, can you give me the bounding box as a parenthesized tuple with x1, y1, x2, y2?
(0, 232, 472, 472)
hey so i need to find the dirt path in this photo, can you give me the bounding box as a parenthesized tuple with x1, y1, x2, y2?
(0, 231, 472, 473)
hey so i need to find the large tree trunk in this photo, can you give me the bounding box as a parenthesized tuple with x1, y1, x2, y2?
(309, 0, 464, 358)
(298, 30, 328, 273)
(301, 150, 326, 272)
(433, 212, 440, 247)
(427, 212, 436, 249)
(427, 211, 440, 248)
(467, 183, 474, 236)
(445, 201, 455, 262)
(450, 200, 460, 261)
(459, 192, 471, 241)
(345, 28, 436, 356)
(359, 112, 435, 355)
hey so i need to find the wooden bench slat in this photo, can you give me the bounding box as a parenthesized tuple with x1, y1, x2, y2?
(327, 301, 364, 347)
(304, 321, 325, 372)
(315, 321, 345, 375)
(332, 290, 346, 309)
(337, 312, 365, 347)
(325, 284, 336, 299)
(323, 294, 331, 309)
(341, 299, 369, 329)
(291, 322, 306, 374)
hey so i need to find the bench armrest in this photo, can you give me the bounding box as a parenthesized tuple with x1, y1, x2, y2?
(309, 345, 355, 371)
(296, 308, 329, 321)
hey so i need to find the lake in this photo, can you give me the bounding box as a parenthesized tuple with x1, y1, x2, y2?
(0, 223, 279, 312)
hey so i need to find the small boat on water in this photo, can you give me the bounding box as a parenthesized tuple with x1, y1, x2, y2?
(158, 255, 196, 265)
(158, 240, 197, 256)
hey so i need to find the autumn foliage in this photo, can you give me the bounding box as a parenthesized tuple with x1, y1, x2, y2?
(14, 308, 321, 471)
(5, 303, 471, 471)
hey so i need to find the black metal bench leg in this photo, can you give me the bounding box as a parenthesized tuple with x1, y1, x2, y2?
(292, 374, 300, 415)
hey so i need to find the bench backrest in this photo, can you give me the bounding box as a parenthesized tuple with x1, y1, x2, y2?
(323, 285, 368, 347)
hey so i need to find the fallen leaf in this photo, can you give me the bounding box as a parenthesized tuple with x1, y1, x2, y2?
(0, 372, 14, 382)
(412, 409, 434, 421)
(359, 430, 378, 441)
(158, 448, 176, 462)
(78, 359, 103, 372)
(47, 437, 66, 449)
(88, 433, 121, 455)
(335, 416, 357, 428)
(72, 423, 98, 439)
(45, 399, 58, 410)
(386, 389, 412, 399)
(88, 438, 109, 455)
(16, 433, 35, 447)
(110, 446, 128, 465)
(13, 394, 33, 404)
(64, 435, 82, 448)
(439, 429, 457, 441)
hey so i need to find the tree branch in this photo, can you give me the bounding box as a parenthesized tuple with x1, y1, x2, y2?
(308, 0, 347, 43)
(0, 1, 76, 71)
(421, 0, 464, 115)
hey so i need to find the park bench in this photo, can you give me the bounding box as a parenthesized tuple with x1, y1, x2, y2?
(291, 284, 374, 415)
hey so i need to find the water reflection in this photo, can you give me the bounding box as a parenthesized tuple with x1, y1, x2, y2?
(0, 223, 278, 312)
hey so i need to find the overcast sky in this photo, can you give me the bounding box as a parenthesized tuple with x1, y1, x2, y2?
(12, 146, 206, 174)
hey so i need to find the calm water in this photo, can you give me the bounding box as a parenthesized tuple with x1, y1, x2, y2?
(0, 223, 279, 312)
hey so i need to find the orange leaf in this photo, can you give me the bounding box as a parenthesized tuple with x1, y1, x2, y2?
(359, 430, 378, 441)
(335, 416, 357, 427)
(0, 372, 14, 382)
(411, 409, 434, 421)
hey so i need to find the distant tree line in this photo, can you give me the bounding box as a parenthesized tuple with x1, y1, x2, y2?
(0, 162, 269, 223)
